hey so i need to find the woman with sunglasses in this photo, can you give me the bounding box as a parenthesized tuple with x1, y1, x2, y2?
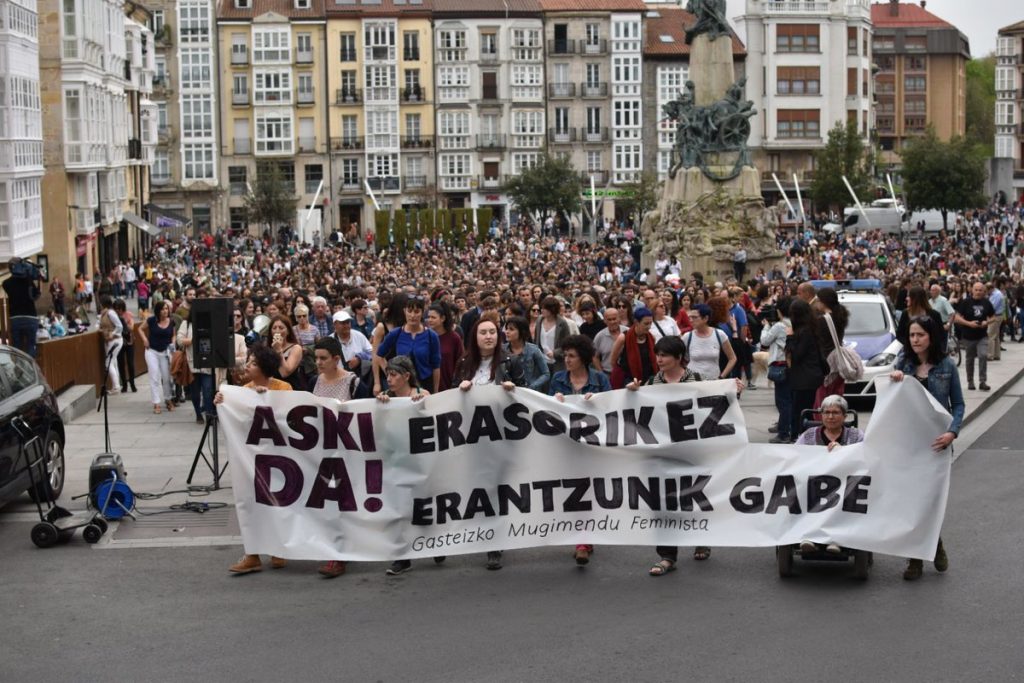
(889, 314, 963, 581)
(292, 303, 320, 346)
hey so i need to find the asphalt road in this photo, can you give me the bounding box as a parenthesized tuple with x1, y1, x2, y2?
(2, 398, 1023, 681)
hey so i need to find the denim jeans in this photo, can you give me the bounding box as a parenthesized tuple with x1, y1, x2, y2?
(190, 372, 216, 417)
(773, 374, 793, 439)
(10, 316, 38, 358)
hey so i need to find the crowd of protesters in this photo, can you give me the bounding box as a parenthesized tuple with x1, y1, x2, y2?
(54, 200, 1024, 580)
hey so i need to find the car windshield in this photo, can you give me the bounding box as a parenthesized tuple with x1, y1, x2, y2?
(843, 301, 890, 336)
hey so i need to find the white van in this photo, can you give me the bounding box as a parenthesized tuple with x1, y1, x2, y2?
(825, 200, 910, 235)
(907, 209, 950, 232)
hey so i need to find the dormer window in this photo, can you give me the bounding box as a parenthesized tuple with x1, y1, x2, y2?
(295, 0, 310, 8)
(235, 0, 250, 8)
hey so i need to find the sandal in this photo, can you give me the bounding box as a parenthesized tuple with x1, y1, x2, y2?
(153, 405, 161, 414)
(693, 546, 711, 561)
(649, 559, 676, 577)
(166, 400, 175, 412)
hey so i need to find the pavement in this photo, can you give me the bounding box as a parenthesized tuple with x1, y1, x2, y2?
(2, 335, 1021, 548)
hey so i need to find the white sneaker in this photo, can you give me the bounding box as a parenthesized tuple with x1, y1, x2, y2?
(825, 542, 842, 555)
(799, 540, 816, 554)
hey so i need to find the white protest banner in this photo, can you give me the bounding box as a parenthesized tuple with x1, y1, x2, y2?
(217, 379, 951, 562)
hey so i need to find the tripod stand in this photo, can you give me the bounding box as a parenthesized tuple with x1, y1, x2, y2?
(97, 346, 117, 452)
(187, 412, 226, 490)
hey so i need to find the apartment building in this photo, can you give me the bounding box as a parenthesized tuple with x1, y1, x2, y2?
(431, 0, 543, 220)
(218, 0, 330, 239)
(872, 1, 969, 171)
(39, 0, 156, 287)
(327, 0, 435, 234)
(147, 0, 221, 236)
(539, 0, 645, 221)
(0, 0, 45, 264)
(641, 6, 745, 183)
(740, 0, 873, 200)
(995, 20, 1024, 201)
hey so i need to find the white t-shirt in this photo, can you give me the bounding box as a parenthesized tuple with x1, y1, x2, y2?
(540, 322, 557, 355)
(650, 316, 680, 341)
(683, 329, 726, 381)
(473, 357, 494, 385)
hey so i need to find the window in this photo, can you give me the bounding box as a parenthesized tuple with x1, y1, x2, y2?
(905, 56, 926, 72)
(153, 150, 170, 181)
(0, 352, 36, 395)
(996, 67, 1017, 92)
(340, 33, 356, 61)
(404, 69, 421, 99)
(340, 70, 357, 95)
(403, 31, 420, 60)
(274, 162, 295, 192)
(180, 49, 212, 89)
(776, 24, 819, 53)
(297, 73, 314, 101)
(296, 33, 312, 59)
(342, 158, 359, 185)
(178, 1, 210, 43)
(256, 112, 293, 154)
(233, 74, 249, 100)
(157, 102, 168, 129)
(905, 36, 926, 51)
(152, 10, 165, 36)
(439, 110, 470, 148)
(511, 64, 542, 99)
(511, 29, 541, 60)
(613, 143, 641, 183)
(181, 94, 214, 137)
(342, 115, 357, 141)
(365, 22, 395, 61)
(183, 142, 215, 180)
(904, 76, 926, 92)
(231, 34, 248, 63)
(438, 65, 470, 101)
(997, 102, 1016, 126)
(439, 153, 471, 190)
(848, 27, 857, 55)
(512, 110, 543, 147)
(230, 207, 248, 233)
(586, 151, 601, 172)
(366, 110, 398, 149)
(553, 107, 570, 134)
(253, 28, 290, 63)
(585, 63, 601, 87)
(904, 97, 926, 114)
(304, 164, 323, 193)
(481, 31, 497, 58)
(776, 109, 820, 139)
(613, 100, 641, 128)
(777, 67, 820, 95)
(904, 115, 926, 132)
(612, 56, 640, 83)
(512, 153, 538, 174)
(585, 23, 601, 50)
(228, 166, 247, 195)
(365, 64, 397, 102)
(254, 70, 291, 104)
(438, 29, 466, 62)
(405, 113, 421, 141)
(295, 0, 309, 8)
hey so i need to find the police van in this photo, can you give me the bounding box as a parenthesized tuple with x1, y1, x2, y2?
(809, 279, 901, 402)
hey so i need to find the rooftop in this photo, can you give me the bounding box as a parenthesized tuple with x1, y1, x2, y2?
(217, 0, 325, 20)
(869, 2, 952, 29)
(324, 0, 434, 16)
(998, 20, 1024, 35)
(538, 0, 647, 12)
(643, 7, 745, 56)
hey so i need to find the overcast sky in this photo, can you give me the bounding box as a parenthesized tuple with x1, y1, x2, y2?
(723, 0, 1015, 57)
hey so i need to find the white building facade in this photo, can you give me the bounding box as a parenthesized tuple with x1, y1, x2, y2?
(177, 0, 218, 231)
(610, 12, 643, 185)
(740, 0, 873, 199)
(0, 0, 44, 260)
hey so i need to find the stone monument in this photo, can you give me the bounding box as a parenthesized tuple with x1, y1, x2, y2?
(641, 0, 784, 281)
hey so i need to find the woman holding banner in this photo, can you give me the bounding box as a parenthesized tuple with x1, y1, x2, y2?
(378, 355, 432, 576)
(550, 334, 611, 567)
(213, 343, 292, 575)
(627, 336, 744, 576)
(889, 315, 963, 581)
(454, 314, 525, 570)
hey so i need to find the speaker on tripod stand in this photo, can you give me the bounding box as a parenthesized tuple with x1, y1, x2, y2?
(187, 297, 234, 490)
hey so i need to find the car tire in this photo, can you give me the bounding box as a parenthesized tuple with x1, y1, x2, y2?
(27, 432, 65, 504)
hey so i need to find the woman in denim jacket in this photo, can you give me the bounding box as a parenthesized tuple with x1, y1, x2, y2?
(890, 314, 964, 581)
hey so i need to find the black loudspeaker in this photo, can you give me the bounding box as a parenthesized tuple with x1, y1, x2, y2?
(191, 297, 234, 369)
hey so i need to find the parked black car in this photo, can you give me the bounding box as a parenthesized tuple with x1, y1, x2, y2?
(0, 345, 65, 507)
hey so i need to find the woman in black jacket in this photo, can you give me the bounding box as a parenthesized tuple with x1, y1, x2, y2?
(786, 299, 827, 441)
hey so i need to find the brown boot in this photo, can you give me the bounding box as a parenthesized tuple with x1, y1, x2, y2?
(903, 559, 923, 581)
(318, 560, 347, 578)
(229, 554, 262, 574)
(270, 556, 287, 569)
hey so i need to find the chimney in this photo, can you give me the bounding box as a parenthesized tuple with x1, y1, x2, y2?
(920, 0, 926, 8)
(889, 0, 899, 16)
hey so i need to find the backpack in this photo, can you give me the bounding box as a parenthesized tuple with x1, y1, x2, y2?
(299, 345, 318, 388)
(823, 313, 864, 382)
(683, 328, 730, 373)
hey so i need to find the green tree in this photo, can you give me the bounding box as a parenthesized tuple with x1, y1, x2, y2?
(964, 55, 995, 156)
(244, 162, 297, 234)
(901, 128, 987, 228)
(615, 170, 661, 225)
(810, 121, 874, 212)
(504, 154, 581, 220)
